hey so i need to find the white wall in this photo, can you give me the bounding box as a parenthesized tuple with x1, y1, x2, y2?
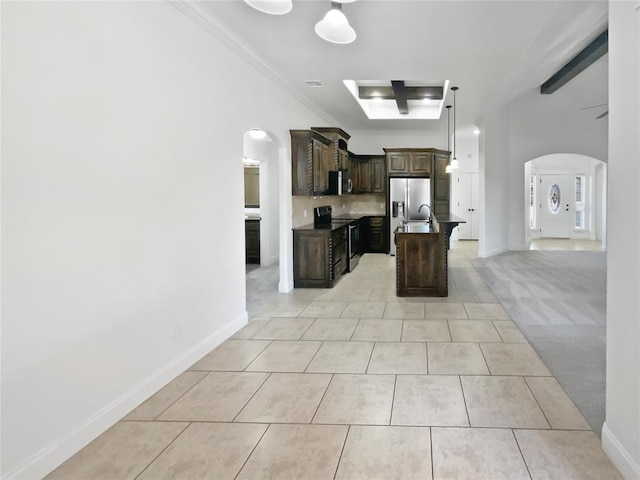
(1, 2, 327, 478)
(505, 88, 608, 251)
(602, 2, 640, 478)
(347, 130, 447, 154)
(478, 107, 510, 257)
(478, 79, 608, 255)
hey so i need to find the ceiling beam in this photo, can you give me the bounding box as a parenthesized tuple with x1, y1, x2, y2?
(541, 29, 608, 95)
(391, 80, 409, 114)
(358, 86, 444, 100)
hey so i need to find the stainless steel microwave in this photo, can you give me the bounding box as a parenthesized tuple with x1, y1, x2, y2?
(328, 170, 352, 195)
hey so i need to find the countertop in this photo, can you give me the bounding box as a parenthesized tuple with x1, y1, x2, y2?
(293, 222, 349, 231)
(433, 213, 466, 224)
(394, 223, 436, 234)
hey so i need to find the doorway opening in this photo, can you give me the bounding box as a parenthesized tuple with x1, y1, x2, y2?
(242, 127, 282, 316)
(524, 154, 606, 250)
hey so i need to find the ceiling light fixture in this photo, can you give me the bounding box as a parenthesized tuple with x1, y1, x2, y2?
(450, 86, 460, 170)
(445, 105, 453, 174)
(243, 0, 292, 15)
(315, 2, 356, 44)
(248, 128, 268, 140)
(473, 127, 480, 135)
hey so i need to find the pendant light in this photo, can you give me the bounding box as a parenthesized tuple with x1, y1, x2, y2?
(244, 0, 292, 15)
(315, 2, 357, 44)
(445, 105, 453, 174)
(450, 86, 460, 169)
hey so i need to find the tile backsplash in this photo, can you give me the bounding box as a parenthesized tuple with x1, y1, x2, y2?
(292, 194, 385, 228)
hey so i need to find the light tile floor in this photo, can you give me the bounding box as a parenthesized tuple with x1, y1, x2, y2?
(47, 241, 622, 479)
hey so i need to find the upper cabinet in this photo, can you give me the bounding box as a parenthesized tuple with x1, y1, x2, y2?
(433, 152, 451, 215)
(384, 147, 451, 214)
(311, 127, 351, 172)
(384, 148, 434, 176)
(352, 154, 386, 194)
(291, 130, 333, 195)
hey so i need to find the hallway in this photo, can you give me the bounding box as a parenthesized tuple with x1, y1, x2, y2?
(47, 242, 621, 479)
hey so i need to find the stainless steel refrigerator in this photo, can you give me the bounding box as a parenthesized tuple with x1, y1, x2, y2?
(389, 178, 431, 254)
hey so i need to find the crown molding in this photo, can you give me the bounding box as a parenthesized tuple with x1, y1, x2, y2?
(169, 1, 338, 126)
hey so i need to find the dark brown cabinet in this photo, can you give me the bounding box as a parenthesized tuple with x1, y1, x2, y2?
(387, 151, 409, 174)
(371, 157, 386, 193)
(293, 225, 348, 288)
(433, 153, 450, 215)
(384, 148, 434, 176)
(245, 220, 260, 264)
(311, 127, 351, 172)
(410, 152, 432, 175)
(365, 216, 386, 253)
(351, 155, 386, 194)
(291, 130, 332, 195)
(384, 147, 451, 215)
(395, 227, 447, 297)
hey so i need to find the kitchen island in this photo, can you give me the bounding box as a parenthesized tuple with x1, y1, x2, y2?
(394, 214, 465, 297)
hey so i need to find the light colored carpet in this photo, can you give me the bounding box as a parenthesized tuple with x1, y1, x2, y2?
(471, 250, 606, 436)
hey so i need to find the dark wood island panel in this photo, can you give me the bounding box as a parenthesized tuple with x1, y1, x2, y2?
(395, 223, 447, 297)
(394, 214, 465, 297)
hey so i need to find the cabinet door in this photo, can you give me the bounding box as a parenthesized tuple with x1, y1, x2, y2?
(433, 154, 450, 215)
(290, 131, 313, 195)
(371, 157, 386, 193)
(359, 159, 372, 193)
(312, 139, 330, 194)
(409, 152, 432, 175)
(293, 231, 330, 287)
(339, 149, 349, 171)
(387, 152, 409, 174)
(368, 217, 386, 252)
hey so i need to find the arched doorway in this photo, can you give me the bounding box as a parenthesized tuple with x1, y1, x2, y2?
(524, 153, 606, 250)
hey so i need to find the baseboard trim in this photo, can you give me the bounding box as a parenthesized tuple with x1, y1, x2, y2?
(478, 246, 509, 258)
(602, 421, 640, 479)
(7, 312, 247, 480)
(279, 280, 293, 293)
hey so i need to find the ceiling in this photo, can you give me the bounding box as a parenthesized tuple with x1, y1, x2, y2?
(200, 0, 608, 134)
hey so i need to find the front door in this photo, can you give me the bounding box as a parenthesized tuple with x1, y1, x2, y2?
(540, 175, 573, 238)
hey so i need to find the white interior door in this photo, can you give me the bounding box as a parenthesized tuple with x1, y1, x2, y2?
(453, 173, 479, 240)
(540, 174, 573, 238)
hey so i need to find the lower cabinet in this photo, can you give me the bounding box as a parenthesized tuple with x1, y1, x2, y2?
(364, 216, 387, 253)
(245, 220, 260, 264)
(293, 226, 347, 288)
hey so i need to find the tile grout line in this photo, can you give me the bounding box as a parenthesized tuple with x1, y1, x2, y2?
(458, 375, 472, 427)
(150, 371, 211, 421)
(511, 428, 534, 480)
(522, 376, 553, 430)
(429, 427, 435, 480)
(133, 420, 191, 479)
(230, 372, 273, 423)
(332, 424, 351, 480)
(233, 423, 272, 480)
(310, 374, 334, 424)
(389, 374, 398, 426)
(365, 341, 376, 374)
(242, 340, 274, 371)
(304, 340, 326, 373)
(477, 342, 493, 375)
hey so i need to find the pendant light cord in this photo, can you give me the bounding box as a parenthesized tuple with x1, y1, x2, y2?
(452, 86, 458, 161)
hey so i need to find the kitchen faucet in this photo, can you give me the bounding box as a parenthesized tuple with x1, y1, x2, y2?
(418, 203, 431, 215)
